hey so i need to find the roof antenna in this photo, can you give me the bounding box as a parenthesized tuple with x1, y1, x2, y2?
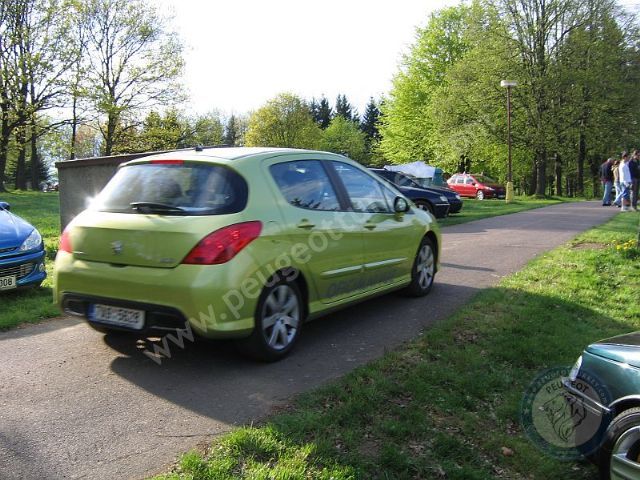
(195, 145, 204, 152)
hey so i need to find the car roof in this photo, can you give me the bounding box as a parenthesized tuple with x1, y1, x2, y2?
(125, 147, 345, 166)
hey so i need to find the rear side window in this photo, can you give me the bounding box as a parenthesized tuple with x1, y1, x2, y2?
(92, 163, 248, 215)
(270, 160, 340, 211)
(331, 162, 391, 213)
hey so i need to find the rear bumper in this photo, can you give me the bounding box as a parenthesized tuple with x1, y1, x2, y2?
(62, 293, 191, 335)
(485, 190, 506, 199)
(54, 252, 256, 338)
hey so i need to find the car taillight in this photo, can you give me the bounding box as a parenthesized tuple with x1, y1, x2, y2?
(59, 228, 72, 253)
(182, 221, 262, 265)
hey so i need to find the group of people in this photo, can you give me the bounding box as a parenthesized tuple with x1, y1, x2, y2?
(600, 151, 639, 211)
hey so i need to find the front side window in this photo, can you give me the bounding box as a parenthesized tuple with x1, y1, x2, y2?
(465, 177, 475, 185)
(92, 162, 248, 215)
(331, 163, 391, 213)
(270, 160, 340, 211)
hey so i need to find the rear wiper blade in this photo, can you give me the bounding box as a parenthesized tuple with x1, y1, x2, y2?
(130, 202, 186, 213)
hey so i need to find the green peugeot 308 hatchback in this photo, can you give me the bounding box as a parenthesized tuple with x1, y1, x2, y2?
(55, 147, 441, 361)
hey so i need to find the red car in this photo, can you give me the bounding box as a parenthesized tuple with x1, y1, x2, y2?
(447, 173, 506, 200)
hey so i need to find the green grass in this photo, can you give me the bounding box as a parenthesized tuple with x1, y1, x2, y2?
(440, 196, 572, 227)
(0, 191, 60, 329)
(154, 212, 640, 480)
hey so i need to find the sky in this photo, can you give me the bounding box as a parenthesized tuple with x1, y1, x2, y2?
(153, 0, 457, 116)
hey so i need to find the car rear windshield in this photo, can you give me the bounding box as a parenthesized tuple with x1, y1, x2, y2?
(91, 162, 248, 215)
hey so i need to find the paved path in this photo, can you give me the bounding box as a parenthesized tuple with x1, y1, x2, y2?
(0, 202, 618, 479)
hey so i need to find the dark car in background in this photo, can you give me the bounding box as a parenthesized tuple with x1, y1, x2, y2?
(0, 201, 46, 291)
(371, 168, 460, 215)
(370, 168, 450, 218)
(447, 173, 506, 200)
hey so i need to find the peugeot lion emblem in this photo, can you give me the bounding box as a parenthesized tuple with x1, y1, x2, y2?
(111, 241, 124, 255)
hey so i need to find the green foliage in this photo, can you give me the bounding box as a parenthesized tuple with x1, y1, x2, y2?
(379, 0, 640, 197)
(319, 116, 367, 163)
(245, 93, 322, 149)
(379, 4, 473, 165)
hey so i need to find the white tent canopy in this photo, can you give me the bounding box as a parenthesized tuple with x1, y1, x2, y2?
(385, 161, 437, 179)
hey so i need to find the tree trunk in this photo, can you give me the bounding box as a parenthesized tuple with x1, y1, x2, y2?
(15, 127, 27, 190)
(30, 122, 40, 190)
(70, 94, 78, 160)
(535, 149, 547, 197)
(105, 112, 117, 156)
(554, 153, 562, 196)
(577, 130, 586, 197)
(530, 159, 537, 196)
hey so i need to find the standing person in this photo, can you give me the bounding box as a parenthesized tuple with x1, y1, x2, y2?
(600, 157, 614, 206)
(619, 152, 633, 212)
(630, 150, 639, 211)
(613, 159, 622, 207)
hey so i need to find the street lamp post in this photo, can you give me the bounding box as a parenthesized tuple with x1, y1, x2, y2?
(500, 80, 517, 203)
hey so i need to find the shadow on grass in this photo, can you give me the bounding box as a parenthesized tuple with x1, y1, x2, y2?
(106, 286, 628, 479)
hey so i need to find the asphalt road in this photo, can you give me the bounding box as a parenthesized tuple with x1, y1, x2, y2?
(0, 201, 618, 480)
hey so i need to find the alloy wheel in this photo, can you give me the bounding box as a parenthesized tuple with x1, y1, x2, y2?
(261, 285, 300, 351)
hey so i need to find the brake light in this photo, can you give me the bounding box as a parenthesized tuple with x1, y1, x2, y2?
(150, 159, 184, 165)
(59, 227, 72, 253)
(182, 221, 262, 265)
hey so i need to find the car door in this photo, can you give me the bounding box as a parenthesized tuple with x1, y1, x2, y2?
(267, 158, 366, 304)
(463, 176, 476, 196)
(328, 161, 421, 290)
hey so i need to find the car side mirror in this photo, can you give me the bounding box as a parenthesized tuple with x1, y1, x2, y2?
(393, 197, 409, 214)
(0, 202, 9, 211)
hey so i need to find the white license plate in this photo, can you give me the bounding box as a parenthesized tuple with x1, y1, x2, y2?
(0, 275, 16, 291)
(89, 304, 145, 330)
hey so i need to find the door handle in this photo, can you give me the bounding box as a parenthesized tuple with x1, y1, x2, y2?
(297, 221, 315, 229)
(364, 223, 377, 230)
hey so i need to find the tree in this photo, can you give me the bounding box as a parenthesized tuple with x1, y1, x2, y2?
(224, 114, 238, 146)
(310, 95, 332, 129)
(319, 116, 367, 163)
(379, 4, 473, 164)
(83, 0, 184, 156)
(360, 97, 381, 143)
(245, 93, 322, 149)
(187, 111, 224, 147)
(335, 94, 354, 121)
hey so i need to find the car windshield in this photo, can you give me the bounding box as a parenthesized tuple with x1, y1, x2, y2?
(474, 175, 497, 184)
(384, 171, 421, 188)
(91, 162, 248, 215)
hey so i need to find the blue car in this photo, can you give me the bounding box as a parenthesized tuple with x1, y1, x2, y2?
(0, 201, 46, 291)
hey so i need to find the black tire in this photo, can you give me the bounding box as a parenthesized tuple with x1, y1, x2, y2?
(237, 277, 304, 362)
(476, 190, 485, 200)
(598, 407, 640, 480)
(403, 237, 436, 297)
(415, 200, 434, 215)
